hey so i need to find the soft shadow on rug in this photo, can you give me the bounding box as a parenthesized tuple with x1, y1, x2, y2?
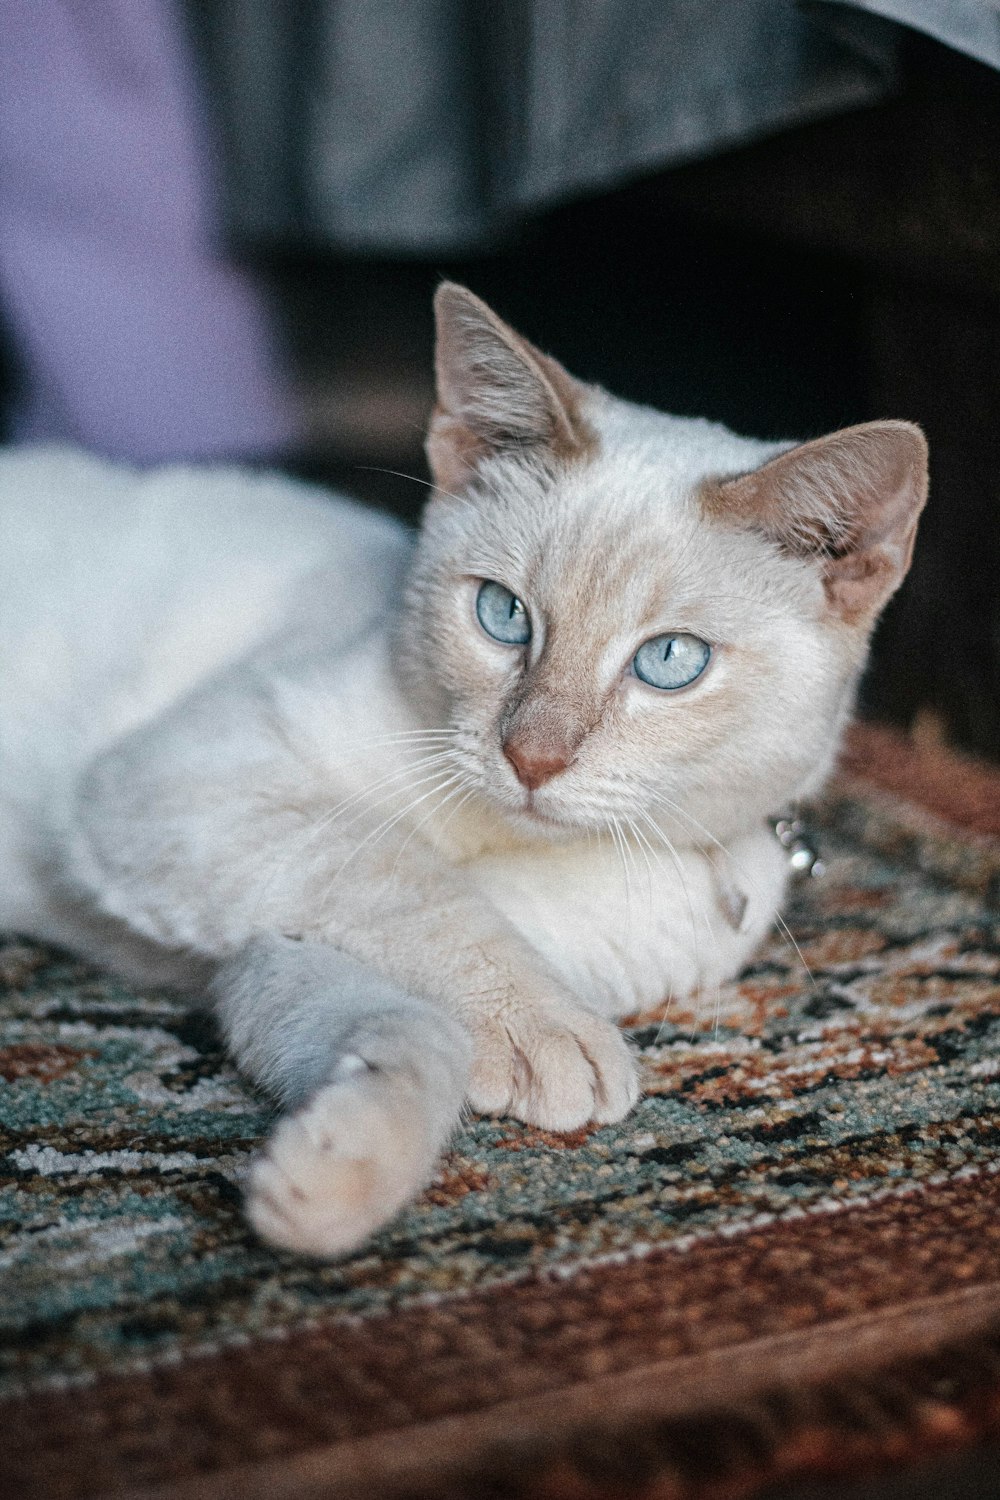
(2, 724, 999, 1500)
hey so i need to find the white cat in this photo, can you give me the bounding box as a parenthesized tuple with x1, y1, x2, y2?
(0, 285, 927, 1256)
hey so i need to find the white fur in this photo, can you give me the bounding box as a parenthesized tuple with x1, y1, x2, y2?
(0, 372, 897, 1255)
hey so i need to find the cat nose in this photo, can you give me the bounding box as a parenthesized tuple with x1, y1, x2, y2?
(502, 736, 571, 790)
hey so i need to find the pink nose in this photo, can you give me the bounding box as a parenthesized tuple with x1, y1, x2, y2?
(503, 738, 571, 791)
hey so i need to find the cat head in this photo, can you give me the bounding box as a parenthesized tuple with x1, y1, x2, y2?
(400, 283, 927, 846)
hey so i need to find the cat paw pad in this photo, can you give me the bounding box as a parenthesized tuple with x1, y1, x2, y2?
(245, 1077, 424, 1257)
(466, 999, 639, 1132)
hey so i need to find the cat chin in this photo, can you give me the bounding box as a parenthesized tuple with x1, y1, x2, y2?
(498, 797, 598, 842)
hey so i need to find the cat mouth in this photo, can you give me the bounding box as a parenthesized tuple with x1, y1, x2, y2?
(518, 794, 579, 832)
(525, 802, 560, 825)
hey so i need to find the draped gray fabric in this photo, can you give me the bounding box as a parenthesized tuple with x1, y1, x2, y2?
(843, 0, 1000, 71)
(191, 0, 995, 255)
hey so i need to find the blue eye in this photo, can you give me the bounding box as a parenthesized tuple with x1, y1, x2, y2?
(476, 580, 531, 645)
(633, 633, 710, 690)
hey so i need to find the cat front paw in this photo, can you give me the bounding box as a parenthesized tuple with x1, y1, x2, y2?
(465, 997, 639, 1132)
(245, 1066, 433, 1258)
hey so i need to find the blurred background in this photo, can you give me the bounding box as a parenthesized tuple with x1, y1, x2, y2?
(2, 2, 998, 759)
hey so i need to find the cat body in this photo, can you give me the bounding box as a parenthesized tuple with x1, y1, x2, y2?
(0, 287, 928, 1255)
(0, 443, 780, 1010)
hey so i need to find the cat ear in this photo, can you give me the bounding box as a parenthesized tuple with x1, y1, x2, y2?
(715, 421, 928, 623)
(427, 283, 594, 493)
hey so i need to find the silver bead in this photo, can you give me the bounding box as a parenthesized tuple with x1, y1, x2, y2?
(769, 807, 824, 877)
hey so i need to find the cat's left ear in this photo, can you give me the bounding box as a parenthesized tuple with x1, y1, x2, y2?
(714, 421, 928, 624)
(427, 283, 594, 494)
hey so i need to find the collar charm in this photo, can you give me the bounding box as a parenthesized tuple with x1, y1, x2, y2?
(770, 809, 825, 878)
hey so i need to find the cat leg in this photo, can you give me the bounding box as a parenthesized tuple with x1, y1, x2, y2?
(321, 877, 641, 1136)
(71, 712, 640, 1142)
(212, 934, 470, 1257)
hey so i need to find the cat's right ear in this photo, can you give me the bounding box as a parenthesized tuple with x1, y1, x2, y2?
(427, 284, 594, 495)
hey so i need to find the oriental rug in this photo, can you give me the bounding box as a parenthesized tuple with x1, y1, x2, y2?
(2, 722, 1000, 1500)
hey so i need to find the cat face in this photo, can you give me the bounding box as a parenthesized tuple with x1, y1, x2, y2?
(399, 285, 927, 846)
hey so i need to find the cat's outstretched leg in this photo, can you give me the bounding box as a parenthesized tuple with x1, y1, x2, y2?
(212, 935, 470, 1257)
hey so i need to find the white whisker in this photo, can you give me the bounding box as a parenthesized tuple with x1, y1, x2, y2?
(303, 749, 461, 836)
(389, 775, 477, 876)
(250, 749, 460, 918)
(323, 767, 467, 896)
(356, 466, 480, 515)
(609, 818, 634, 939)
(649, 793, 817, 992)
(625, 814, 677, 1030)
(624, 814, 657, 922)
(318, 729, 461, 764)
(634, 807, 708, 1045)
(425, 782, 480, 851)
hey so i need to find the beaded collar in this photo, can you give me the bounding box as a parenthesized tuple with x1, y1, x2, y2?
(769, 808, 825, 878)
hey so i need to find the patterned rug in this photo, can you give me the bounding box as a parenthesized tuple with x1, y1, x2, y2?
(2, 723, 1000, 1500)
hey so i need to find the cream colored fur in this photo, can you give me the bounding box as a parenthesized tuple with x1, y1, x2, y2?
(0, 286, 927, 1256)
